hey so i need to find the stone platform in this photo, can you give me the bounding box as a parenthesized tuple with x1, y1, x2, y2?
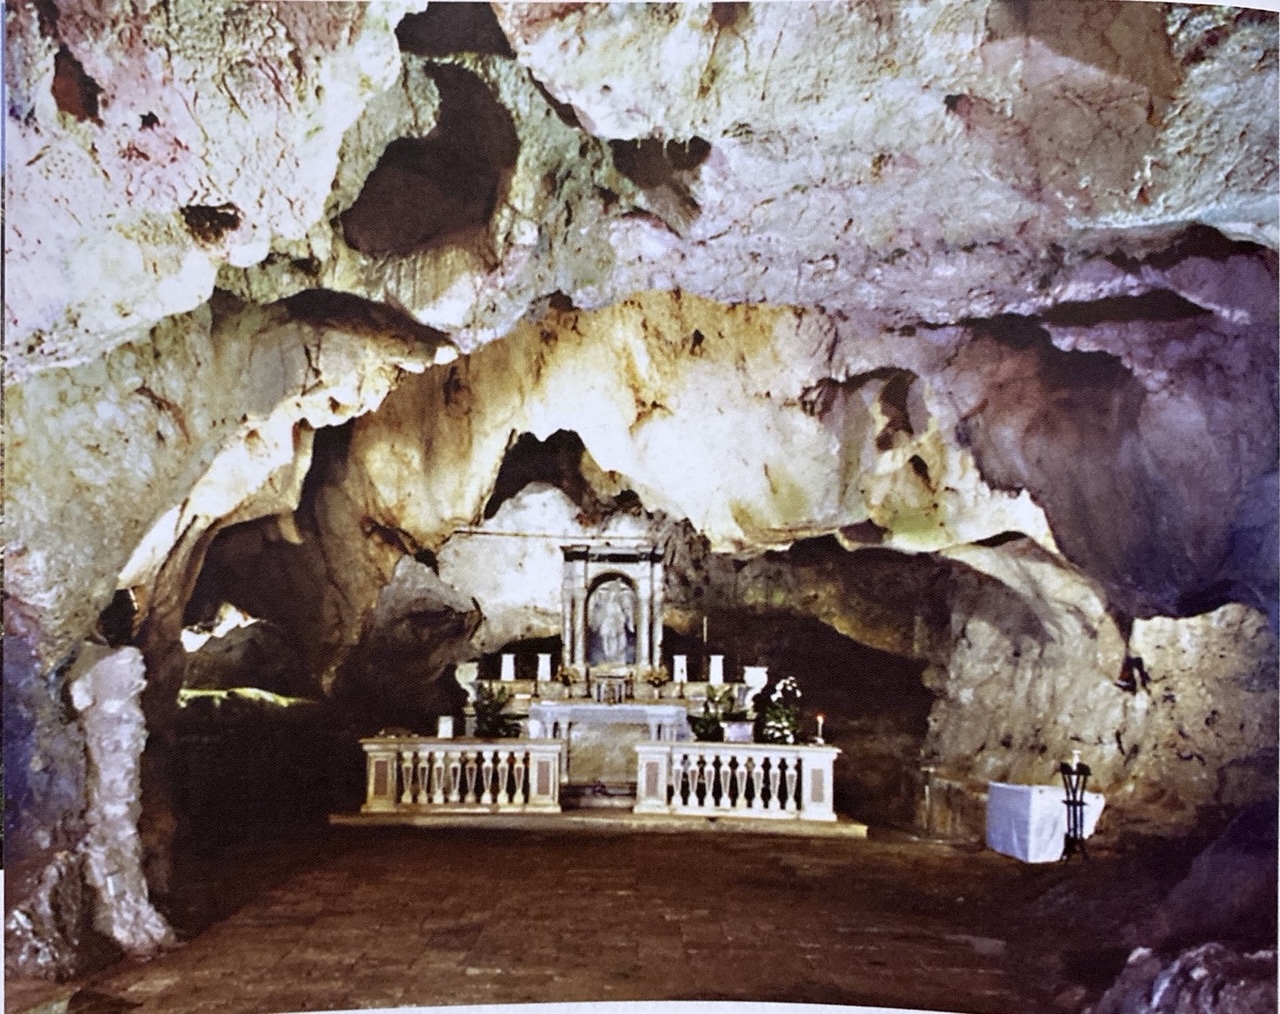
(330, 808, 868, 838)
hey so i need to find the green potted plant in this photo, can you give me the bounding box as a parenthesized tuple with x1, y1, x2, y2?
(472, 681, 523, 739)
(754, 675, 802, 744)
(689, 685, 751, 742)
(687, 704, 725, 742)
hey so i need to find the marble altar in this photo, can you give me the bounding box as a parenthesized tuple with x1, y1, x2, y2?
(528, 700, 689, 802)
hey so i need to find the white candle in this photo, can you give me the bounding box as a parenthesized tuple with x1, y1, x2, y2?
(500, 653, 516, 681)
(816, 714, 825, 743)
(437, 716, 454, 739)
(673, 655, 688, 683)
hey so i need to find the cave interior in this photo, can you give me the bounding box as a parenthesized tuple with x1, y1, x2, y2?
(3, 2, 1278, 1013)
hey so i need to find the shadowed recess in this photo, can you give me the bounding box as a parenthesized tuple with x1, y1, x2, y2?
(341, 65, 519, 257)
(396, 3, 515, 58)
(281, 289, 451, 346)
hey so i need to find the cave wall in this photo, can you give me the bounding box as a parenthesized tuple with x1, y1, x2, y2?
(4, 0, 1277, 979)
(922, 541, 1278, 840)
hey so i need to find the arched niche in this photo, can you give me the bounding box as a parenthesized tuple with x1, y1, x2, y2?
(586, 574, 638, 665)
(561, 542, 664, 678)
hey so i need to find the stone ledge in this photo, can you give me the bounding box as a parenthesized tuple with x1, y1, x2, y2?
(330, 810, 868, 838)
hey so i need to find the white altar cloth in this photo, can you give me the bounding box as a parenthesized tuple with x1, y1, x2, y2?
(527, 701, 691, 742)
(986, 781, 1105, 863)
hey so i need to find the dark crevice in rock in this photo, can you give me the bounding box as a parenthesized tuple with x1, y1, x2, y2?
(96, 589, 138, 648)
(610, 136, 711, 184)
(875, 371, 915, 450)
(396, 4, 514, 58)
(483, 429, 615, 521)
(801, 369, 920, 436)
(1107, 224, 1272, 272)
(341, 65, 518, 257)
(710, 2, 749, 31)
(297, 421, 354, 536)
(972, 530, 1029, 549)
(530, 76, 581, 129)
(1042, 289, 1213, 327)
(180, 204, 241, 244)
(968, 315, 1130, 390)
(607, 136, 710, 232)
(52, 46, 102, 123)
(839, 520, 886, 546)
(281, 289, 450, 346)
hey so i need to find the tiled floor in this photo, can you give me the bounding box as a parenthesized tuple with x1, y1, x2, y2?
(6, 824, 1178, 1014)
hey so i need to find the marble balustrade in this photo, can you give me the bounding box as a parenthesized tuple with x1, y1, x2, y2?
(360, 737, 563, 813)
(633, 742, 839, 822)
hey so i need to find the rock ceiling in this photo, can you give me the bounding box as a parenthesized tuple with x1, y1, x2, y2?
(6, 1, 1276, 664)
(4, 0, 1279, 970)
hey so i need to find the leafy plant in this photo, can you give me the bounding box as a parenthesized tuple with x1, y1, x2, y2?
(689, 685, 750, 740)
(472, 681, 523, 739)
(688, 707, 724, 742)
(754, 675, 802, 744)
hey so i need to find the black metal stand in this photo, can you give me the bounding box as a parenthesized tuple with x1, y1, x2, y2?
(1059, 760, 1091, 862)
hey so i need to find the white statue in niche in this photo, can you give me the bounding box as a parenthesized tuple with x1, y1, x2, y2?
(588, 577, 636, 665)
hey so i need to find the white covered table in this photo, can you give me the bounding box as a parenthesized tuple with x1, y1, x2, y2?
(986, 781, 1105, 863)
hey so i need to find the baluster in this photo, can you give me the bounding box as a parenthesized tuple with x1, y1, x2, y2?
(749, 756, 764, 810)
(671, 752, 686, 807)
(413, 750, 428, 804)
(696, 751, 710, 809)
(399, 747, 415, 805)
(431, 751, 446, 805)
(512, 750, 527, 805)
(479, 749, 495, 805)
(712, 750, 728, 809)
(448, 750, 463, 803)
(767, 757, 782, 810)
(729, 752, 743, 809)
(464, 750, 479, 803)
(496, 750, 511, 805)
(784, 756, 799, 812)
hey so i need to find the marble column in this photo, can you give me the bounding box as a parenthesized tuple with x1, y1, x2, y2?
(573, 555, 588, 667)
(635, 570, 650, 668)
(651, 555, 664, 668)
(561, 571, 574, 667)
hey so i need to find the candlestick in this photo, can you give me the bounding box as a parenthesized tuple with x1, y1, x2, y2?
(1071, 749, 1081, 768)
(815, 714, 825, 744)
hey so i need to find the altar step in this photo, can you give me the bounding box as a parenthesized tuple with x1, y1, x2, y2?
(330, 808, 868, 838)
(561, 781, 637, 810)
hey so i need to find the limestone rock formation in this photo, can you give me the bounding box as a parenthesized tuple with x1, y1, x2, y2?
(4, 0, 1277, 987)
(68, 646, 174, 957)
(1088, 944, 1277, 1014)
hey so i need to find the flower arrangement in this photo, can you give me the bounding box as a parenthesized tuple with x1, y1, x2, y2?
(472, 681, 523, 738)
(688, 686, 752, 741)
(754, 675, 802, 744)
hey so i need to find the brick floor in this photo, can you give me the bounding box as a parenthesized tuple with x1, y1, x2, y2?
(5, 824, 1181, 1014)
